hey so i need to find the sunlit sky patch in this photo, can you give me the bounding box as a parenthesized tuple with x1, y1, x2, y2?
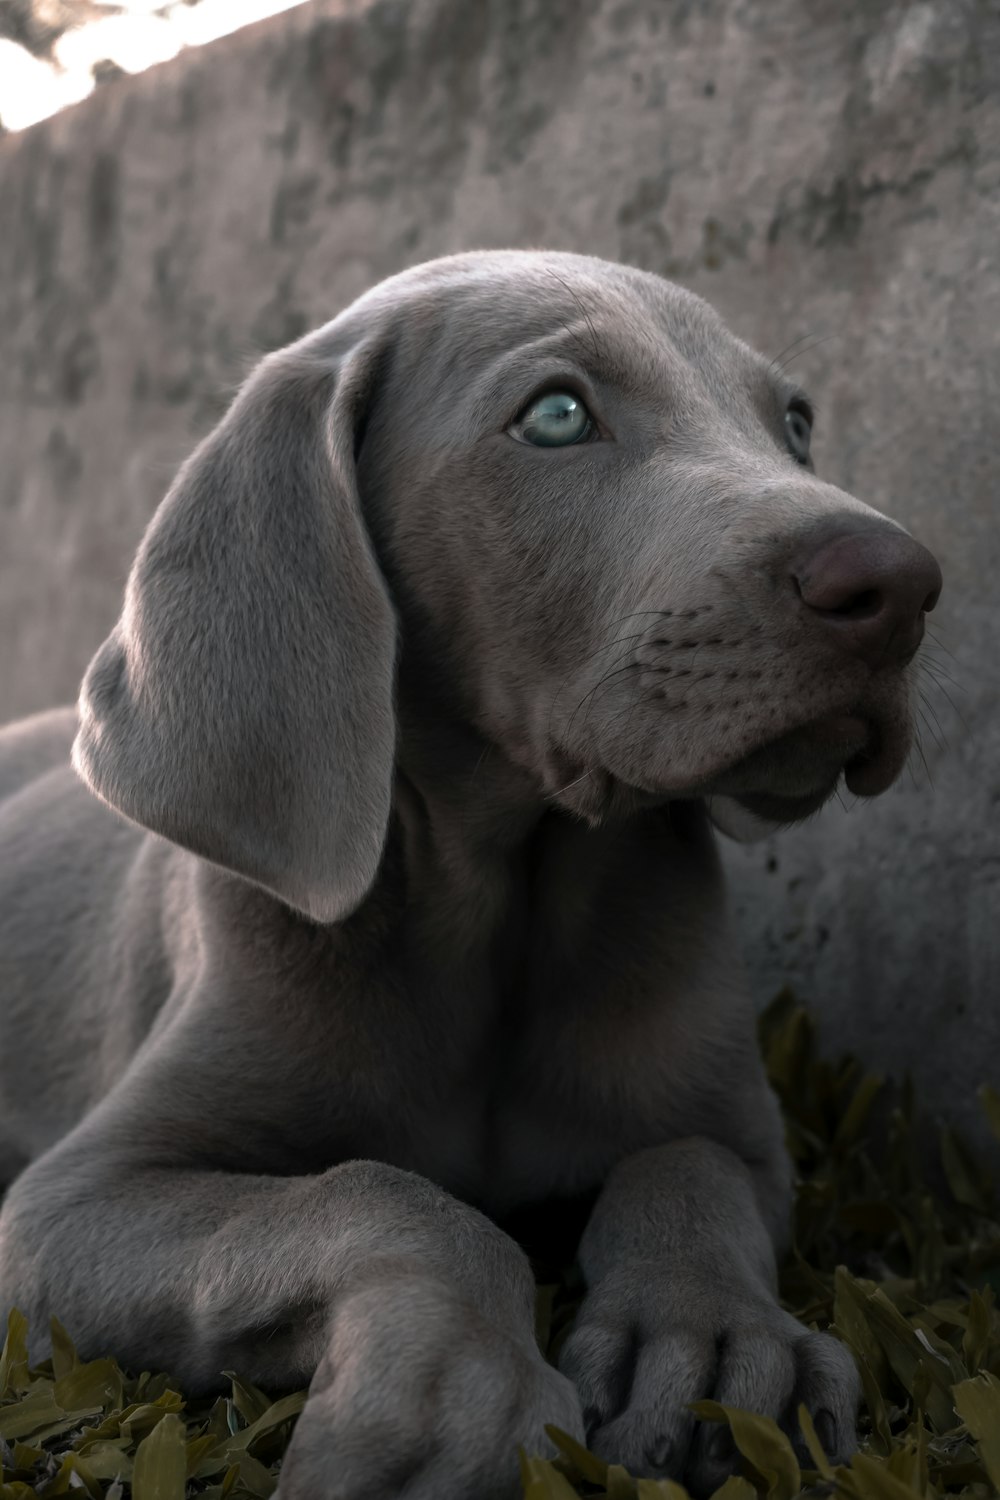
(0, 0, 310, 131)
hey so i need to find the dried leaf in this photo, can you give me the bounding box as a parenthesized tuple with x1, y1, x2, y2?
(519, 1450, 583, 1498)
(795, 1402, 833, 1479)
(979, 1084, 1000, 1142)
(708, 1479, 757, 1500)
(690, 1400, 800, 1500)
(131, 1411, 186, 1500)
(952, 1372, 1000, 1487)
(940, 1125, 992, 1213)
(0, 1311, 30, 1399)
(961, 1286, 995, 1373)
(49, 1320, 79, 1383)
(543, 1425, 609, 1486)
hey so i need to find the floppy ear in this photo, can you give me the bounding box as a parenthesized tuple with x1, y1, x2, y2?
(73, 332, 397, 925)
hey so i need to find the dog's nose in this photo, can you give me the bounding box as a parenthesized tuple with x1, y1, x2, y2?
(792, 529, 942, 667)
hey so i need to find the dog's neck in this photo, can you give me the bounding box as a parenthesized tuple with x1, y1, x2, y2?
(392, 714, 547, 925)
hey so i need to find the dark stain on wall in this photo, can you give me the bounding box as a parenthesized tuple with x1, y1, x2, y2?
(767, 134, 978, 250)
(270, 174, 320, 244)
(45, 427, 83, 496)
(86, 152, 120, 302)
(57, 330, 100, 405)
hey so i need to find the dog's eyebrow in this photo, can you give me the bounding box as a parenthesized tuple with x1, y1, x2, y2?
(781, 381, 815, 417)
(467, 324, 599, 426)
(764, 369, 815, 419)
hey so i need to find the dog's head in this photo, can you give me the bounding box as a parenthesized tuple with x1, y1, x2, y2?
(75, 251, 942, 921)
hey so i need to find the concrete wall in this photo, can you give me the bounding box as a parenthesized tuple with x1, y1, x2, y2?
(1, 0, 997, 1136)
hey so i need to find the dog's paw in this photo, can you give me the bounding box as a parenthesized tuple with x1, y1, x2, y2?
(558, 1276, 859, 1493)
(277, 1270, 584, 1500)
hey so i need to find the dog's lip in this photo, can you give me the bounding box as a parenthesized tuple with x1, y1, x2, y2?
(784, 711, 871, 759)
(709, 709, 874, 794)
(693, 705, 904, 809)
(553, 705, 906, 808)
(730, 784, 835, 823)
(767, 708, 906, 798)
(843, 718, 901, 795)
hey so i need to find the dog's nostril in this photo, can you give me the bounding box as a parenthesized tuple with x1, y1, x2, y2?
(827, 587, 882, 620)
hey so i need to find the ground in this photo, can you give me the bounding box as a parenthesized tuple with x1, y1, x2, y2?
(2, 993, 999, 1499)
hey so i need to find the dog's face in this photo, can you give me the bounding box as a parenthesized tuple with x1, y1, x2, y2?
(76, 251, 942, 923)
(358, 252, 941, 832)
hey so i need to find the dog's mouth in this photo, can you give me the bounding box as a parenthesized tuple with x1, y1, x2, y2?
(545, 690, 913, 828)
(705, 707, 909, 821)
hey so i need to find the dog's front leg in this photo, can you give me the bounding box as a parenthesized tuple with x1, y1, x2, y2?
(558, 1137, 859, 1491)
(0, 1152, 582, 1499)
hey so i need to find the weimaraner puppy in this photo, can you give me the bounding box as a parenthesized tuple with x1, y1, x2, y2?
(0, 251, 941, 1496)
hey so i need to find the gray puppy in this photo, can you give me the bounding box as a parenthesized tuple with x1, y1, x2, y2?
(0, 252, 941, 1497)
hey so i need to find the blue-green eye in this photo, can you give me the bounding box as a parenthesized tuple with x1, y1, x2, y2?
(785, 403, 813, 464)
(515, 390, 593, 447)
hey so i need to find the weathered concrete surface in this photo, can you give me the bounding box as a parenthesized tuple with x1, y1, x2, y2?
(1, 0, 997, 1134)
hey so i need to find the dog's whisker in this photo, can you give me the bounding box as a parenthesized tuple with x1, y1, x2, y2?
(571, 648, 692, 742)
(910, 721, 934, 789)
(566, 661, 644, 744)
(767, 330, 821, 381)
(914, 689, 947, 753)
(543, 263, 604, 371)
(545, 767, 595, 801)
(916, 654, 965, 694)
(915, 670, 969, 729)
(918, 641, 963, 680)
(558, 614, 675, 742)
(774, 332, 837, 373)
(545, 613, 671, 741)
(924, 625, 958, 662)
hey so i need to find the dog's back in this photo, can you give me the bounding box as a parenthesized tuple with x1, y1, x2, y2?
(0, 711, 178, 1184)
(0, 709, 77, 801)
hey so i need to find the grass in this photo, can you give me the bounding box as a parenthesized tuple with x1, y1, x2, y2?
(2, 991, 1000, 1499)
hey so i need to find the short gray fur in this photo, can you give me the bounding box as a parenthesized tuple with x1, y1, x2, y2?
(2, 249, 951, 1493)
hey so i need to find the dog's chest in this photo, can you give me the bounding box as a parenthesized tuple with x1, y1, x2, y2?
(369, 966, 712, 1224)
(344, 808, 733, 1214)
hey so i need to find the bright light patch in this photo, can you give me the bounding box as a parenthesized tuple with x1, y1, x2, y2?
(1, 0, 310, 132)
